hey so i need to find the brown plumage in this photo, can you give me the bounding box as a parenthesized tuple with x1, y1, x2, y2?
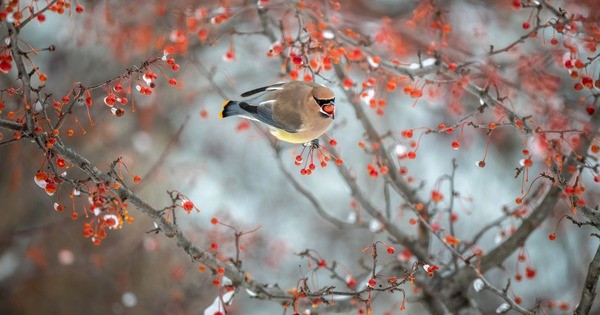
(219, 82, 335, 143)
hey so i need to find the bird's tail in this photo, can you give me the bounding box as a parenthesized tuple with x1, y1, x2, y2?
(218, 100, 245, 119)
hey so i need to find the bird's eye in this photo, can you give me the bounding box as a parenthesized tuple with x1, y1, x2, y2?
(322, 104, 334, 115)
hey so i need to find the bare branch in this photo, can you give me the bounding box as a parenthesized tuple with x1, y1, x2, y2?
(477, 276, 534, 315)
(575, 243, 600, 315)
(0, 118, 24, 132)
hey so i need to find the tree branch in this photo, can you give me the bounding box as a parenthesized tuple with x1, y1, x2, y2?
(0, 119, 24, 132)
(327, 140, 430, 262)
(480, 109, 600, 272)
(268, 138, 358, 229)
(575, 243, 600, 315)
(332, 63, 433, 251)
(50, 140, 294, 301)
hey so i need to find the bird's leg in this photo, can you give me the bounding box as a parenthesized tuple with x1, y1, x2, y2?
(303, 138, 320, 149)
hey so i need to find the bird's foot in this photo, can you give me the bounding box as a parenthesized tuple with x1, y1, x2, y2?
(303, 139, 320, 149)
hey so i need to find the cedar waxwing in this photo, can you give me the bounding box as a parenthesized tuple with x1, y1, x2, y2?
(219, 81, 335, 144)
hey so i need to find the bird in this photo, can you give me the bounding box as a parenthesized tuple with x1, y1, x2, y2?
(219, 81, 335, 144)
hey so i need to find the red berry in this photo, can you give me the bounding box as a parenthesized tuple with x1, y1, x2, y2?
(45, 183, 57, 195)
(380, 166, 389, 174)
(55, 158, 66, 168)
(198, 29, 208, 40)
(0, 60, 11, 73)
(182, 200, 194, 212)
(346, 276, 356, 287)
(582, 76, 594, 87)
(525, 267, 536, 279)
(368, 278, 376, 287)
(292, 56, 302, 65)
(343, 78, 354, 88)
(564, 60, 574, 68)
(586, 106, 595, 116)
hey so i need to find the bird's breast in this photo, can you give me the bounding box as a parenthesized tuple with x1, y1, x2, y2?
(271, 117, 333, 144)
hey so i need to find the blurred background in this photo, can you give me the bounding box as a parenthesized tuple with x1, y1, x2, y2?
(0, 0, 598, 314)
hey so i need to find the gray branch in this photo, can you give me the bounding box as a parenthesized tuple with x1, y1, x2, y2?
(575, 243, 600, 315)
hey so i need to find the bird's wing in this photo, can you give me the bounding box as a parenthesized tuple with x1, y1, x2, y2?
(256, 100, 301, 133)
(239, 100, 299, 133)
(240, 83, 286, 97)
(270, 83, 308, 130)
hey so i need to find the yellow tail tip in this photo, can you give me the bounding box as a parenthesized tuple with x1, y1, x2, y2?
(218, 100, 230, 119)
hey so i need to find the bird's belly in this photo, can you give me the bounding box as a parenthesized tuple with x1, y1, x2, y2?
(270, 122, 332, 144)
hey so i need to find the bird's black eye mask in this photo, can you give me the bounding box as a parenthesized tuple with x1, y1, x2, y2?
(314, 97, 334, 106)
(314, 97, 335, 118)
